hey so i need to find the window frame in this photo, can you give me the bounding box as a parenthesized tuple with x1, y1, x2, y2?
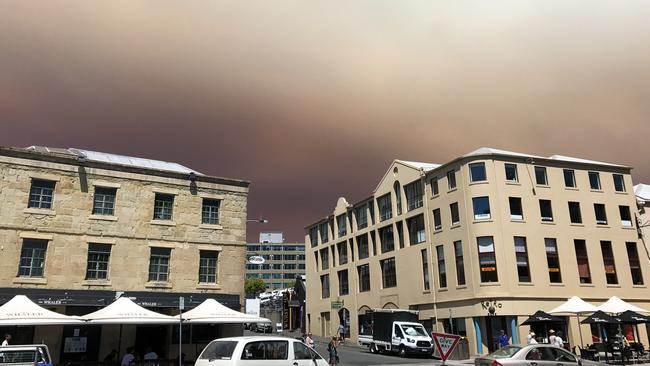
(545, 238, 562, 283)
(148, 247, 171, 282)
(377, 193, 393, 222)
(92, 187, 117, 216)
(28, 179, 56, 209)
(436, 245, 447, 288)
(588, 171, 601, 190)
(18, 239, 48, 278)
(568, 201, 582, 224)
(430, 178, 439, 196)
(447, 170, 457, 190)
(355, 204, 368, 230)
(153, 193, 174, 221)
(539, 199, 553, 222)
(320, 274, 330, 298)
(472, 196, 491, 220)
(504, 163, 518, 182)
(407, 214, 426, 244)
(613, 174, 626, 192)
(86, 243, 111, 280)
(358, 264, 371, 292)
(338, 269, 349, 296)
(600, 241, 618, 285)
(454, 240, 466, 286)
(433, 208, 442, 231)
(404, 180, 424, 211)
(379, 225, 395, 253)
(619, 205, 632, 227)
(469, 162, 487, 183)
(594, 203, 608, 225)
(514, 236, 531, 283)
(421, 248, 430, 291)
(626, 242, 644, 285)
(450, 202, 460, 225)
(477, 236, 498, 283)
(380, 257, 397, 288)
(534, 166, 548, 186)
(563, 169, 576, 188)
(509, 197, 523, 220)
(574, 239, 592, 284)
(199, 250, 219, 284)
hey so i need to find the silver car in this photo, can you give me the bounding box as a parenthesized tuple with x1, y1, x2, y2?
(475, 345, 602, 366)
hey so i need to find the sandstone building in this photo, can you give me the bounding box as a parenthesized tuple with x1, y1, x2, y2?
(0, 146, 249, 362)
(305, 148, 650, 355)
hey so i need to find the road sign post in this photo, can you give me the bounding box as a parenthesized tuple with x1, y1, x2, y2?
(432, 332, 461, 366)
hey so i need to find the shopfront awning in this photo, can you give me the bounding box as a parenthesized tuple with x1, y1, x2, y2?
(596, 296, 648, 314)
(548, 296, 598, 315)
(0, 295, 83, 325)
(520, 310, 563, 325)
(179, 298, 270, 324)
(580, 310, 620, 324)
(82, 297, 178, 324)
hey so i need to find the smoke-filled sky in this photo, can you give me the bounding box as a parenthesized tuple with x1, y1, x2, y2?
(1, 1, 650, 242)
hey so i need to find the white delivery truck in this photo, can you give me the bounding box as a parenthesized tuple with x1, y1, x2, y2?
(357, 309, 433, 358)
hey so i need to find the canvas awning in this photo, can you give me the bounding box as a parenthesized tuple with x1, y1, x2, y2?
(82, 297, 177, 324)
(616, 310, 650, 324)
(0, 295, 83, 325)
(580, 310, 620, 324)
(597, 296, 648, 314)
(520, 310, 563, 325)
(548, 296, 598, 315)
(179, 298, 270, 324)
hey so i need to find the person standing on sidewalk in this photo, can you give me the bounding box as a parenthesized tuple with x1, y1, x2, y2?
(1, 334, 11, 346)
(327, 337, 339, 366)
(499, 330, 509, 348)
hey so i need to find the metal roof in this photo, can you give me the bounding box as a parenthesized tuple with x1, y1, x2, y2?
(635, 184, 650, 203)
(25, 146, 201, 175)
(397, 160, 441, 172)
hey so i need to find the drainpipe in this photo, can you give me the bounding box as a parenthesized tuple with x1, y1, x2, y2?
(421, 169, 440, 331)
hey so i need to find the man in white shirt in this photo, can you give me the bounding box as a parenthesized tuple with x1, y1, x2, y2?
(548, 330, 556, 345)
(526, 331, 536, 345)
(1, 334, 11, 346)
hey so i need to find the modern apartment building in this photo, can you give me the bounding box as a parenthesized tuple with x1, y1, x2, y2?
(305, 147, 650, 355)
(246, 232, 306, 290)
(0, 146, 249, 362)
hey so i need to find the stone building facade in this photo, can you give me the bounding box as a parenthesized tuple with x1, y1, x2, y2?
(0, 146, 249, 362)
(306, 148, 650, 355)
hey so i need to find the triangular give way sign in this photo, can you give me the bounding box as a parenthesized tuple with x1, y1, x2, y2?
(432, 332, 461, 363)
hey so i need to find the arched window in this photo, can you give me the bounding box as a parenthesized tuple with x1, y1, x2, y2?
(393, 181, 402, 215)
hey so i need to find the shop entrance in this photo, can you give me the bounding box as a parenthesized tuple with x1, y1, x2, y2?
(338, 308, 350, 338)
(135, 325, 168, 359)
(485, 316, 507, 353)
(320, 312, 330, 337)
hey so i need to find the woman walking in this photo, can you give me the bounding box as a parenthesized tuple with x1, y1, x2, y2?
(327, 336, 339, 365)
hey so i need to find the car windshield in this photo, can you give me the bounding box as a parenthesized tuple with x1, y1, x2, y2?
(488, 346, 522, 359)
(199, 341, 238, 360)
(401, 324, 428, 337)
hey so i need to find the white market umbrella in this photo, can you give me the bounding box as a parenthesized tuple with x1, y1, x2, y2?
(82, 297, 177, 324)
(0, 295, 83, 325)
(178, 298, 270, 324)
(597, 296, 649, 314)
(548, 296, 598, 347)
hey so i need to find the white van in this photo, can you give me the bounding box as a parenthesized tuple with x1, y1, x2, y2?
(195, 336, 328, 366)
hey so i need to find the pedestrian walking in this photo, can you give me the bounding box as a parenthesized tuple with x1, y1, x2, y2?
(337, 323, 346, 344)
(498, 330, 509, 348)
(1, 334, 11, 346)
(553, 331, 564, 348)
(327, 337, 339, 366)
(548, 329, 557, 346)
(305, 333, 315, 349)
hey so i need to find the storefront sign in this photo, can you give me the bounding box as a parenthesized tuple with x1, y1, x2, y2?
(480, 299, 503, 316)
(331, 301, 344, 309)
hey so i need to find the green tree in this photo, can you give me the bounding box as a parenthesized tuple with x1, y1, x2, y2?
(286, 280, 297, 289)
(245, 277, 267, 297)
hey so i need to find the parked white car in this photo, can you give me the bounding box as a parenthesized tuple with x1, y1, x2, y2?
(195, 336, 328, 366)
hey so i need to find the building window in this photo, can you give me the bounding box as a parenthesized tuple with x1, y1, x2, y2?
(469, 162, 487, 182)
(338, 270, 349, 296)
(574, 239, 591, 284)
(613, 174, 626, 192)
(337, 214, 347, 238)
(357, 234, 369, 260)
(309, 227, 319, 247)
(594, 203, 608, 225)
(92, 187, 117, 215)
(320, 248, 329, 270)
(430, 178, 439, 196)
(601, 241, 618, 285)
(539, 199, 553, 222)
(377, 194, 392, 221)
(505, 163, 518, 182)
(509, 197, 523, 220)
(450, 202, 460, 225)
(201, 199, 220, 225)
(28, 179, 55, 209)
(568, 202, 582, 224)
(545, 238, 562, 283)
(626, 242, 644, 285)
(477, 236, 497, 283)
(454, 241, 465, 286)
(380, 257, 397, 288)
(153, 193, 174, 220)
(472, 196, 491, 220)
(320, 248, 330, 270)
(535, 166, 548, 185)
(563, 169, 576, 188)
(358, 264, 370, 292)
(18, 239, 47, 277)
(319, 222, 329, 243)
(436, 245, 447, 288)
(619, 206, 632, 227)
(379, 225, 395, 253)
(314, 251, 319, 270)
(337, 242, 348, 265)
(421, 249, 430, 291)
(148, 247, 171, 282)
(86, 244, 111, 280)
(589, 172, 601, 190)
(394, 182, 403, 216)
(407, 214, 426, 244)
(355, 205, 368, 230)
(321, 274, 330, 298)
(433, 209, 442, 231)
(198, 251, 218, 283)
(447, 170, 457, 190)
(514, 237, 530, 282)
(405, 180, 424, 211)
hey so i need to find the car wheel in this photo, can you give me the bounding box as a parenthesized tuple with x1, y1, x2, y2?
(369, 343, 377, 354)
(398, 346, 407, 358)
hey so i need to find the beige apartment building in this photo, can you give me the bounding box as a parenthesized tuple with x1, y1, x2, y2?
(305, 147, 650, 356)
(0, 146, 249, 362)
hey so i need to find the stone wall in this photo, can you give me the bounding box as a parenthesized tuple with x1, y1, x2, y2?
(0, 154, 248, 300)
